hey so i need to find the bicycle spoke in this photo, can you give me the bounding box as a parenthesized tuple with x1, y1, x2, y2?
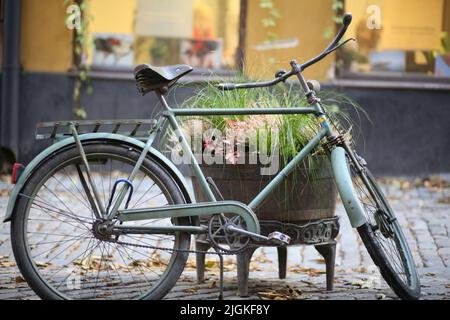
(19, 149, 185, 300)
(349, 161, 416, 295)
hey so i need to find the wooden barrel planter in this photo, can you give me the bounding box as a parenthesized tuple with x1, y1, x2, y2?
(191, 156, 340, 296)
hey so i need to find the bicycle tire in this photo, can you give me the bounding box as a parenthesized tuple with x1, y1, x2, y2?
(11, 141, 191, 300)
(351, 165, 421, 300)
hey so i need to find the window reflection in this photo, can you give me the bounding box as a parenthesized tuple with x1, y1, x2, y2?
(88, 0, 240, 70)
(340, 0, 450, 78)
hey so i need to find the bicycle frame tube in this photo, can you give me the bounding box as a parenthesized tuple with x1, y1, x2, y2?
(172, 107, 319, 117)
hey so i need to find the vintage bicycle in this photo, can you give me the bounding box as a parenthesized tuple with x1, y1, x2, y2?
(5, 13, 420, 300)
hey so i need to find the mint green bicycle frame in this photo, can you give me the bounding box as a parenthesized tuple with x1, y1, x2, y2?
(108, 86, 368, 237)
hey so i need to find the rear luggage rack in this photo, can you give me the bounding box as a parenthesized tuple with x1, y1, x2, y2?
(35, 119, 157, 141)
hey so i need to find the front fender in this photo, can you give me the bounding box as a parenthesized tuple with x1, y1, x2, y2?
(331, 147, 367, 228)
(3, 133, 195, 222)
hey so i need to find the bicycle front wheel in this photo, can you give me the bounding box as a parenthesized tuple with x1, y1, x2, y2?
(11, 142, 191, 300)
(348, 158, 421, 300)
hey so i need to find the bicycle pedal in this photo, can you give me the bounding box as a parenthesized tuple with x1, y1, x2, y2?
(268, 231, 291, 245)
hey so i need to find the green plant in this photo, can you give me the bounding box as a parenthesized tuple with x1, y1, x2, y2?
(437, 32, 450, 55)
(175, 76, 365, 179)
(259, 0, 281, 42)
(150, 40, 169, 64)
(323, 0, 345, 39)
(64, 0, 93, 119)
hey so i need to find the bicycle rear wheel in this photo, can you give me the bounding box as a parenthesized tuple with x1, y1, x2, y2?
(11, 142, 191, 300)
(348, 156, 420, 300)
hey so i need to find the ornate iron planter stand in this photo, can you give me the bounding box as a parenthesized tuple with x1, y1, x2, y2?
(196, 218, 339, 296)
(192, 158, 340, 297)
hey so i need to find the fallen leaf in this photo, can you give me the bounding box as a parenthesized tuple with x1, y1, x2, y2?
(184, 259, 197, 270)
(257, 285, 304, 300)
(205, 260, 219, 269)
(400, 181, 412, 191)
(204, 259, 236, 272)
(183, 287, 198, 294)
(351, 278, 376, 289)
(112, 263, 128, 270)
(313, 259, 326, 265)
(15, 275, 26, 283)
(179, 275, 195, 283)
(106, 281, 122, 287)
(0, 261, 16, 267)
(258, 291, 288, 300)
(252, 251, 272, 264)
(289, 266, 325, 276)
(249, 262, 262, 272)
(35, 261, 51, 268)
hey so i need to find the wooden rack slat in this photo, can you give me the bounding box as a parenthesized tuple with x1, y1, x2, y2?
(35, 119, 157, 141)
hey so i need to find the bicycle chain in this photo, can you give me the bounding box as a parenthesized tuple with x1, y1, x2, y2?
(112, 238, 259, 256)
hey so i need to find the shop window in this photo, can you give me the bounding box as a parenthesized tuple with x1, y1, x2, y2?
(87, 0, 240, 72)
(339, 0, 450, 79)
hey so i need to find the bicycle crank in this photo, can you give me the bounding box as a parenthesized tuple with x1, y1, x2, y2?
(208, 214, 291, 254)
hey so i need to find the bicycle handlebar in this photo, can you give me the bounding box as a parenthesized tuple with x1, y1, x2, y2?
(301, 13, 352, 70)
(218, 13, 353, 91)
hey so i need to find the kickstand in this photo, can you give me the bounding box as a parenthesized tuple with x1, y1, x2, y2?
(215, 250, 224, 300)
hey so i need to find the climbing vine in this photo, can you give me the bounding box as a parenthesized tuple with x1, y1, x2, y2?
(259, 0, 281, 42)
(323, 0, 345, 39)
(64, 0, 92, 119)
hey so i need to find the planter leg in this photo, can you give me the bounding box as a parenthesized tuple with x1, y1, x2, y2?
(315, 242, 336, 291)
(237, 247, 257, 297)
(277, 246, 287, 279)
(195, 239, 211, 284)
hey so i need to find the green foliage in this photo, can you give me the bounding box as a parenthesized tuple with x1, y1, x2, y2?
(323, 0, 345, 39)
(441, 32, 450, 54)
(259, 0, 281, 41)
(64, 0, 93, 119)
(430, 32, 450, 60)
(150, 39, 169, 62)
(179, 76, 365, 176)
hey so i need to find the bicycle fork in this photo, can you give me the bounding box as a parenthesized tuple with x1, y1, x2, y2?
(297, 81, 368, 229)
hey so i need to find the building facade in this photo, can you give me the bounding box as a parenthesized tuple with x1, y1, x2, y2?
(1, 0, 449, 174)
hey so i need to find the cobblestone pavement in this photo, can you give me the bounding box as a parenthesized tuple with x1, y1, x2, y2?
(0, 174, 449, 300)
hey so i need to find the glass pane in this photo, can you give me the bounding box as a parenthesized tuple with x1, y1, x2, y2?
(340, 0, 450, 78)
(88, 0, 240, 70)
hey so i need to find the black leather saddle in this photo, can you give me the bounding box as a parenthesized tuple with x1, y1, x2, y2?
(134, 64, 193, 95)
